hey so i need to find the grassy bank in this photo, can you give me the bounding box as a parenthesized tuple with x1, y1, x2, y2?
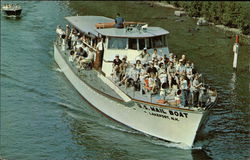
(163, 1, 250, 35)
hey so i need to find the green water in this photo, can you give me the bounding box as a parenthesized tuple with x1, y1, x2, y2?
(1, 1, 249, 160)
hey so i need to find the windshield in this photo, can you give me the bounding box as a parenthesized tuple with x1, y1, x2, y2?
(128, 38, 137, 50)
(108, 37, 127, 49)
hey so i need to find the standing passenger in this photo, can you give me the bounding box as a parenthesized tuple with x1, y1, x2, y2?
(96, 38, 104, 55)
(114, 13, 125, 28)
(192, 73, 202, 106)
(180, 76, 189, 107)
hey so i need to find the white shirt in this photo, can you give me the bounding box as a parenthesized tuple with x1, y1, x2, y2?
(86, 50, 95, 60)
(69, 55, 74, 62)
(136, 53, 149, 64)
(192, 79, 200, 91)
(96, 41, 103, 51)
(186, 67, 192, 75)
(71, 34, 78, 41)
(148, 77, 156, 87)
(56, 28, 65, 36)
(178, 65, 186, 73)
(83, 46, 89, 53)
(129, 68, 139, 81)
(180, 79, 188, 90)
(152, 53, 158, 61)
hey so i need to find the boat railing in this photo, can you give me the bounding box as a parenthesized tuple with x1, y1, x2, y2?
(81, 40, 97, 52)
(54, 26, 217, 111)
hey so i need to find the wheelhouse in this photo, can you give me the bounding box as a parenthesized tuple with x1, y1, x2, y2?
(65, 16, 170, 76)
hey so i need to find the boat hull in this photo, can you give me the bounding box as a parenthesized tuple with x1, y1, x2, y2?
(54, 44, 206, 147)
(3, 9, 22, 17)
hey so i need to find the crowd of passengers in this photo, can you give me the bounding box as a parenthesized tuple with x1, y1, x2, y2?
(56, 24, 210, 108)
(56, 24, 104, 69)
(112, 48, 211, 108)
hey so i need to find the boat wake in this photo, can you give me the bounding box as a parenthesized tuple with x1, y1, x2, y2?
(55, 101, 84, 113)
(149, 139, 202, 150)
(105, 124, 202, 150)
(105, 124, 141, 135)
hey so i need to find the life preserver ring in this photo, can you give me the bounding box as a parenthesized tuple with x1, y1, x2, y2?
(96, 22, 116, 29)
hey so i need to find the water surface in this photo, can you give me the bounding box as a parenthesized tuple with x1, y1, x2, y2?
(1, 1, 249, 160)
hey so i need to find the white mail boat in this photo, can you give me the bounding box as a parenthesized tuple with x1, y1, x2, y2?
(54, 16, 217, 147)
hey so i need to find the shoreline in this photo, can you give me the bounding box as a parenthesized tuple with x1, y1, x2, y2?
(149, 1, 250, 44)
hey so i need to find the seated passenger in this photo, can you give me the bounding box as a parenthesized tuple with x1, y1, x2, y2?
(76, 47, 87, 57)
(151, 48, 161, 61)
(69, 50, 75, 62)
(167, 62, 177, 89)
(79, 48, 95, 69)
(153, 59, 160, 71)
(146, 62, 158, 76)
(158, 63, 168, 85)
(135, 60, 143, 72)
(160, 82, 168, 100)
(159, 56, 164, 64)
(112, 55, 122, 79)
(136, 48, 150, 64)
(119, 64, 139, 88)
(119, 57, 128, 81)
(82, 44, 89, 57)
(148, 72, 159, 94)
(139, 64, 148, 94)
(84, 48, 95, 62)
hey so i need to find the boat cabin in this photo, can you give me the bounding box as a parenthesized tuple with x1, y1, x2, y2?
(2, 4, 22, 17)
(65, 16, 170, 76)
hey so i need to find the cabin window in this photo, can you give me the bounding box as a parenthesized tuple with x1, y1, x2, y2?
(164, 35, 168, 47)
(145, 38, 152, 49)
(128, 38, 137, 50)
(138, 39, 145, 50)
(108, 37, 127, 49)
(152, 36, 163, 48)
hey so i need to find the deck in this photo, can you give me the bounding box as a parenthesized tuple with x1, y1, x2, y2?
(56, 43, 217, 111)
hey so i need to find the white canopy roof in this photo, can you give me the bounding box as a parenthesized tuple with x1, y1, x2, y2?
(65, 16, 169, 38)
